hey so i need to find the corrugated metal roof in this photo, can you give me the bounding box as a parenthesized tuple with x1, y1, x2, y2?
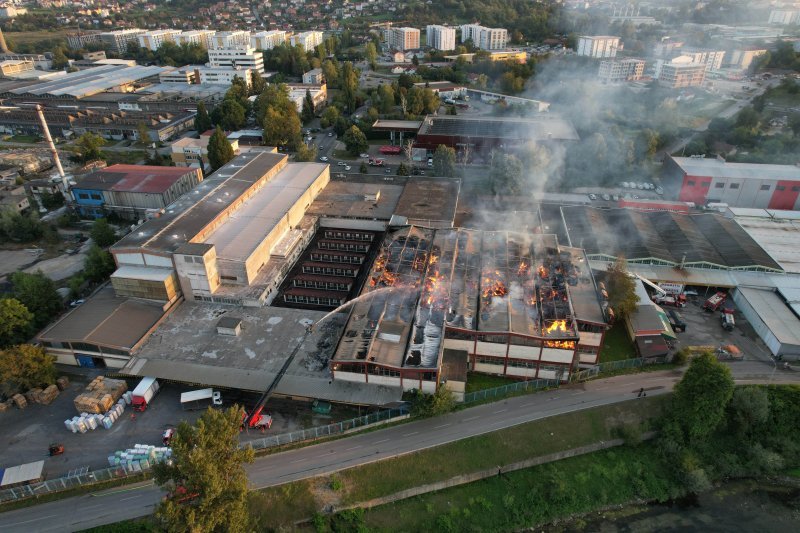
(77, 165, 198, 194)
(737, 287, 800, 347)
(10, 64, 170, 98)
(0, 461, 44, 487)
(671, 157, 800, 181)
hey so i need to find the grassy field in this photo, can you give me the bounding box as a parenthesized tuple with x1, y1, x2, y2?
(600, 323, 636, 362)
(464, 372, 516, 393)
(251, 396, 669, 529)
(101, 150, 147, 165)
(4, 29, 73, 46)
(359, 444, 682, 532)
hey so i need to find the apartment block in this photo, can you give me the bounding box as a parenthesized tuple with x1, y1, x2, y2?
(680, 48, 726, 72)
(207, 47, 264, 74)
(302, 68, 324, 85)
(176, 30, 215, 48)
(100, 29, 146, 54)
(387, 27, 420, 51)
(208, 31, 251, 50)
(598, 58, 645, 83)
(459, 24, 508, 50)
(66, 31, 102, 50)
(137, 30, 181, 51)
(727, 48, 768, 71)
(290, 31, 324, 51)
(251, 30, 286, 50)
(577, 36, 621, 58)
(656, 58, 706, 88)
(425, 25, 456, 51)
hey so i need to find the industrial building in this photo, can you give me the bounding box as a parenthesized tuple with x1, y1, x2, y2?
(413, 115, 579, 152)
(560, 205, 783, 273)
(330, 226, 607, 393)
(576, 36, 621, 58)
(726, 208, 800, 274)
(71, 165, 203, 219)
(664, 156, 800, 210)
(732, 287, 800, 359)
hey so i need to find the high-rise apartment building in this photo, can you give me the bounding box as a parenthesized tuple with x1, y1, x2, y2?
(425, 25, 456, 51)
(387, 27, 420, 51)
(598, 58, 646, 82)
(290, 31, 324, 51)
(576, 36, 620, 58)
(175, 30, 215, 48)
(251, 30, 287, 50)
(680, 48, 726, 72)
(137, 30, 181, 51)
(99, 29, 146, 54)
(208, 31, 251, 50)
(459, 24, 508, 50)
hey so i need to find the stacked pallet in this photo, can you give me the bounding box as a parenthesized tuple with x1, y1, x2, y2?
(108, 444, 172, 471)
(73, 376, 128, 414)
(56, 376, 70, 391)
(65, 393, 132, 433)
(11, 394, 27, 409)
(36, 385, 60, 405)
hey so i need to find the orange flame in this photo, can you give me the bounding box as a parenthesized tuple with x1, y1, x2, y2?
(545, 320, 568, 334)
(538, 266, 548, 278)
(544, 340, 575, 349)
(517, 261, 529, 276)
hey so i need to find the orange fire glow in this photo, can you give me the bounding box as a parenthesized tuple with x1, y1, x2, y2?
(482, 272, 508, 298)
(544, 340, 575, 349)
(545, 320, 569, 334)
(538, 266, 548, 278)
(517, 261, 529, 276)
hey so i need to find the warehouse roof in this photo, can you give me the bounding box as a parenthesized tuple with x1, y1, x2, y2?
(307, 181, 403, 220)
(737, 287, 800, 347)
(416, 114, 579, 141)
(561, 206, 782, 271)
(38, 286, 168, 351)
(76, 165, 198, 194)
(9, 64, 168, 98)
(670, 157, 800, 181)
(112, 150, 286, 254)
(394, 177, 460, 226)
(733, 214, 800, 274)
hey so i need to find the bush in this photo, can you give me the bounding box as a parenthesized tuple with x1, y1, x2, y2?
(329, 475, 342, 491)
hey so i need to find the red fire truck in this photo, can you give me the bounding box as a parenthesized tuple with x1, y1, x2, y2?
(703, 292, 727, 312)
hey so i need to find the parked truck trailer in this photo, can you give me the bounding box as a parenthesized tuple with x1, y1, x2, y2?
(180, 388, 222, 411)
(131, 377, 159, 412)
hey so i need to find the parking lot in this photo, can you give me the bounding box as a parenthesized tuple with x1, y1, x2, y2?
(665, 291, 773, 363)
(0, 371, 361, 479)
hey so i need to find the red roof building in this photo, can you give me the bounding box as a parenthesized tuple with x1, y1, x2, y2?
(72, 165, 203, 220)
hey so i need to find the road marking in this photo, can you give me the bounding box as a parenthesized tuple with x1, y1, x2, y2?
(404, 431, 419, 437)
(434, 423, 451, 429)
(374, 438, 389, 444)
(463, 416, 480, 422)
(571, 391, 585, 396)
(346, 445, 361, 451)
(493, 409, 507, 414)
(5, 515, 58, 526)
(120, 495, 143, 502)
(291, 457, 308, 464)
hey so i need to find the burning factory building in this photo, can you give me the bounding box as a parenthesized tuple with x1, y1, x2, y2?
(330, 226, 607, 392)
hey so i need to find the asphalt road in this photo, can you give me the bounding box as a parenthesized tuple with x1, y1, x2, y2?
(2, 363, 798, 532)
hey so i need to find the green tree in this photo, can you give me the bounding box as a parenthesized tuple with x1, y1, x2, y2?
(365, 42, 378, 70)
(11, 271, 62, 328)
(153, 406, 255, 533)
(39, 190, 65, 210)
(729, 386, 770, 439)
(0, 298, 34, 348)
(735, 107, 759, 131)
(74, 133, 106, 163)
(789, 114, 800, 137)
(194, 101, 212, 134)
(84, 244, 116, 282)
(671, 352, 735, 443)
(301, 89, 316, 124)
(397, 162, 409, 176)
(359, 161, 368, 174)
(90, 218, 117, 248)
(0, 211, 45, 243)
(320, 106, 340, 128)
(377, 84, 395, 114)
(488, 150, 524, 194)
(0, 344, 56, 395)
(295, 143, 318, 162)
(51, 47, 69, 70)
(342, 125, 368, 156)
(210, 99, 246, 131)
(136, 121, 151, 144)
(605, 258, 639, 320)
(208, 126, 235, 172)
(249, 71, 267, 96)
(321, 59, 339, 88)
(410, 386, 456, 417)
(432, 145, 456, 176)
(341, 61, 360, 113)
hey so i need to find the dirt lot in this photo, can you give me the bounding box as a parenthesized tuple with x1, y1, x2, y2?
(0, 249, 40, 278)
(667, 292, 772, 363)
(0, 371, 361, 479)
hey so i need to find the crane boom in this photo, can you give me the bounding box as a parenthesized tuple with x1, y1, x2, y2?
(630, 272, 667, 295)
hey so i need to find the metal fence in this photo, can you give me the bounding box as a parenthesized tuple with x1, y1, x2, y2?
(243, 407, 410, 451)
(571, 357, 669, 382)
(0, 464, 146, 504)
(462, 378, 561, 404)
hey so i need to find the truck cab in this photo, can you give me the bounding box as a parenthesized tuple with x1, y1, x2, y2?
(667, 309, 686, 332)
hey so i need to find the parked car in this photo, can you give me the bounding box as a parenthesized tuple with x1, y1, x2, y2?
(344, 165, 351, 171)
(359, 153, 370, 158)
(319, 156, 329, 162)
(588, 193, 598, 200)
(337, 161, 346, 166)
(601, 194, 611, 201)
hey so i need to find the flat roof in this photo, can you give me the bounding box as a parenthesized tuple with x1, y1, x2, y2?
(112, 150, 287, 255)
(204, 162, 327, 261)
(670, 156, 800, 181)
(737, 287, 800, 347)
(9, 64, 169, 98)
(734, 216, 800, 274)
(416, 115, 579, 141)
(111, 265, 175, 282)
(76, 165, 197, 194)
(561, 206, 782, 271)
(124, 304, 402, 405)
(38, 286, 167, 351)
(0, 461, 44, 488)
(371, 119, 423, 131)
(307, 181, 403, 220)
(394, 178, 460, 225)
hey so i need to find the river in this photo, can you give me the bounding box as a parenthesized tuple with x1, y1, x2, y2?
(545, 480, 800, 532)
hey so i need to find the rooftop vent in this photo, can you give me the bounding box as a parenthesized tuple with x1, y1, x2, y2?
(216, 316, 242, 336)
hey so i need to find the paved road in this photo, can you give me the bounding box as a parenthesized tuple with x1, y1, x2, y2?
(2, 363, 798, 532)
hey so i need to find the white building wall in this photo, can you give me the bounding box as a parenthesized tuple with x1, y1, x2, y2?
(732, 289, 781, 356)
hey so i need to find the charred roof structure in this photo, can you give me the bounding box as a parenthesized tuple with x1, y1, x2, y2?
(561, 206, 782, 272)
(331, 226, 607, 392)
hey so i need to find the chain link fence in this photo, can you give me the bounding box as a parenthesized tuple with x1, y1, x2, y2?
(243, 407, 410, 451)
(462, 377, 561, 404)
(0, 464, 145, 504)
(571, 357, 669, 382)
